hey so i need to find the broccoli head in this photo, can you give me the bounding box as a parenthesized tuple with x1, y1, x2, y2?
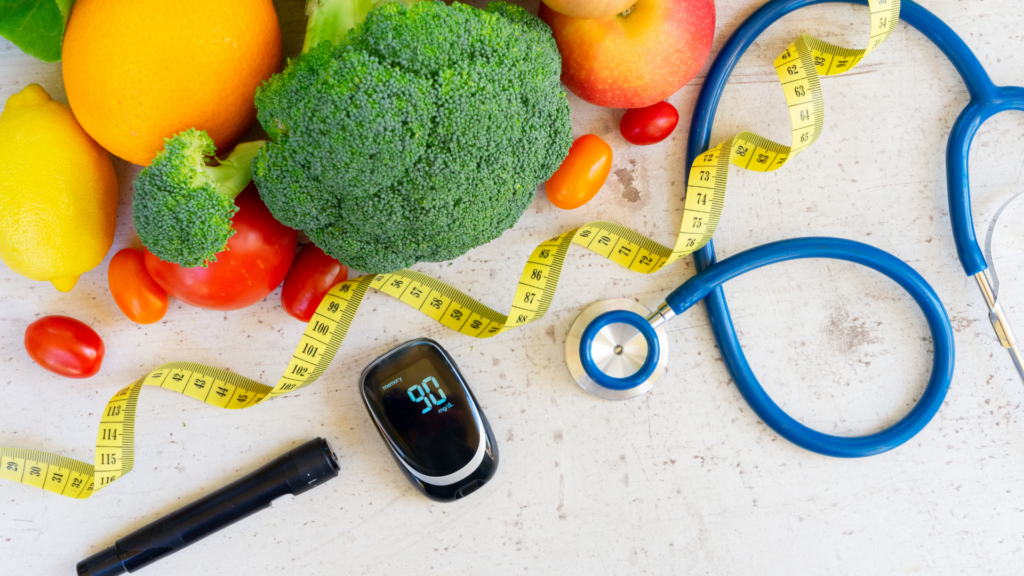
(253, 0, 572, 274)
(133, 129, 266, 268)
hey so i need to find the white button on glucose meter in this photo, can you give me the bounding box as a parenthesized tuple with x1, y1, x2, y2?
(360, 339, 498, 501)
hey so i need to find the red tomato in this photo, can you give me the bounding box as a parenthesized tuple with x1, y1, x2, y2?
(109, 248, 169, 324)
(545, 134, 613, 210)
(144, 185, 298, 311)
(620, 101, 679, 146)
(25, 316, 105, 378)
(281, 243, 349, 322)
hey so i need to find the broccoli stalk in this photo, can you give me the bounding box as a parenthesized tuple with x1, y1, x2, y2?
(133, 129, 266, 268)
(203, 140, 267, 199)
(302, 0, 422, 52)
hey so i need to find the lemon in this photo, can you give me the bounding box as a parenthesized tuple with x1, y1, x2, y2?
(0, 84, 118, 292)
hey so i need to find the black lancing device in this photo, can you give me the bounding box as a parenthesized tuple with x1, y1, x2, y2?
(76, 437, 340, 576)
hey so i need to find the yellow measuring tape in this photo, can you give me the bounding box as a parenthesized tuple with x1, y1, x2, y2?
(0, 0, 899, 499)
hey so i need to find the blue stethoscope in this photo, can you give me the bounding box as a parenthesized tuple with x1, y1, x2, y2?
(565, 0, 1024, 457)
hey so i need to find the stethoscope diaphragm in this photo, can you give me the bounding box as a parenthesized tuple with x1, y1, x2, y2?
(565, 298, 669, 400)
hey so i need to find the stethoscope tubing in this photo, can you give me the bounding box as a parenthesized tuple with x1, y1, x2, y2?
(680, 0, 979, 456)
(666, 237, 955, 457)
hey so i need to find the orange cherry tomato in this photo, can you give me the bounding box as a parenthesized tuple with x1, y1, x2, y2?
(545, 134, 613, 210)
(108, 248, 169, 324)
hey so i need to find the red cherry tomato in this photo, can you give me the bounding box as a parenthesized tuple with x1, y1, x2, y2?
(109, 248, 169, 324)
(25, 316, 105, 378)
(281, 243, 349, 322)
(545, 134, 613, 210)
(620, 101, 679, 146)
(144, 185, 298, 311)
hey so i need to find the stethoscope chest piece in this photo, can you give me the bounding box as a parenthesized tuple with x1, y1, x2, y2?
(565, 298, 669, 400)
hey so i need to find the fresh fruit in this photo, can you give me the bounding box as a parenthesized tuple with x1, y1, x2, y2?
(108, 248, 169, 324)
(24, 316, 105, 378)
(620, 101, 680, 145)
(143, 186, 298, 311)
(539, 0, 715, 109)
(545, 134, 613, 210)
(0, 84, 117, 292)
(281, 244, 350, 322)
(541, 0, 636, 19)
(60, 0, 282, 165)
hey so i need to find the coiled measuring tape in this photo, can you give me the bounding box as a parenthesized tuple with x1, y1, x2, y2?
(0, 0, 899, 499)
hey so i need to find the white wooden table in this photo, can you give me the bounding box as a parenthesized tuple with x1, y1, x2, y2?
(3, 0, 1024, 574)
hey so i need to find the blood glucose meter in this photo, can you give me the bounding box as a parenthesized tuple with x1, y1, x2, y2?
(360, 339, 498, 501)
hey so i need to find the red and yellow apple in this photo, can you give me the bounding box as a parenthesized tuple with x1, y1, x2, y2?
(539, 0, 715, 109)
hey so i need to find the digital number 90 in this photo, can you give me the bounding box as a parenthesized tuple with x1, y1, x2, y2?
(408, 376, 448, 414)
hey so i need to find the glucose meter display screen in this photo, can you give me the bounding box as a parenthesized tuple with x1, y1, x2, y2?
(366, 345, 479, 476)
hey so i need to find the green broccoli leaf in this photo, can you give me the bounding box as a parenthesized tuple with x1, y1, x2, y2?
(0, 0, 74, 62)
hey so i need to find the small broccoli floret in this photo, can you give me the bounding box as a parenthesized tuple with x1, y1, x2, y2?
(253, 0, 572, 274)
(133, 129, 265, 268)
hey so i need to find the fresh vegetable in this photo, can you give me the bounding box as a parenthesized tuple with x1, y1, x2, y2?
(620, 101, 679, 145)
(0, 84, 117, 292)
(61, 0, 281, 165)
(540, 0, 636, 19)
(133, 129, 266, 268)
(545, 135, 613, 210)
(24, 315, 105, 378)
(0, 0, 73, 62)
(253, 0, 572, 274)
(540, 0, 715, 108)
(281, 244, 350, 322)
(143, 186, 297, 311)
(108, 248, 169, 324)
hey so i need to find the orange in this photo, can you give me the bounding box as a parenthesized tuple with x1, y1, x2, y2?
(61, 0, 282, 166)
